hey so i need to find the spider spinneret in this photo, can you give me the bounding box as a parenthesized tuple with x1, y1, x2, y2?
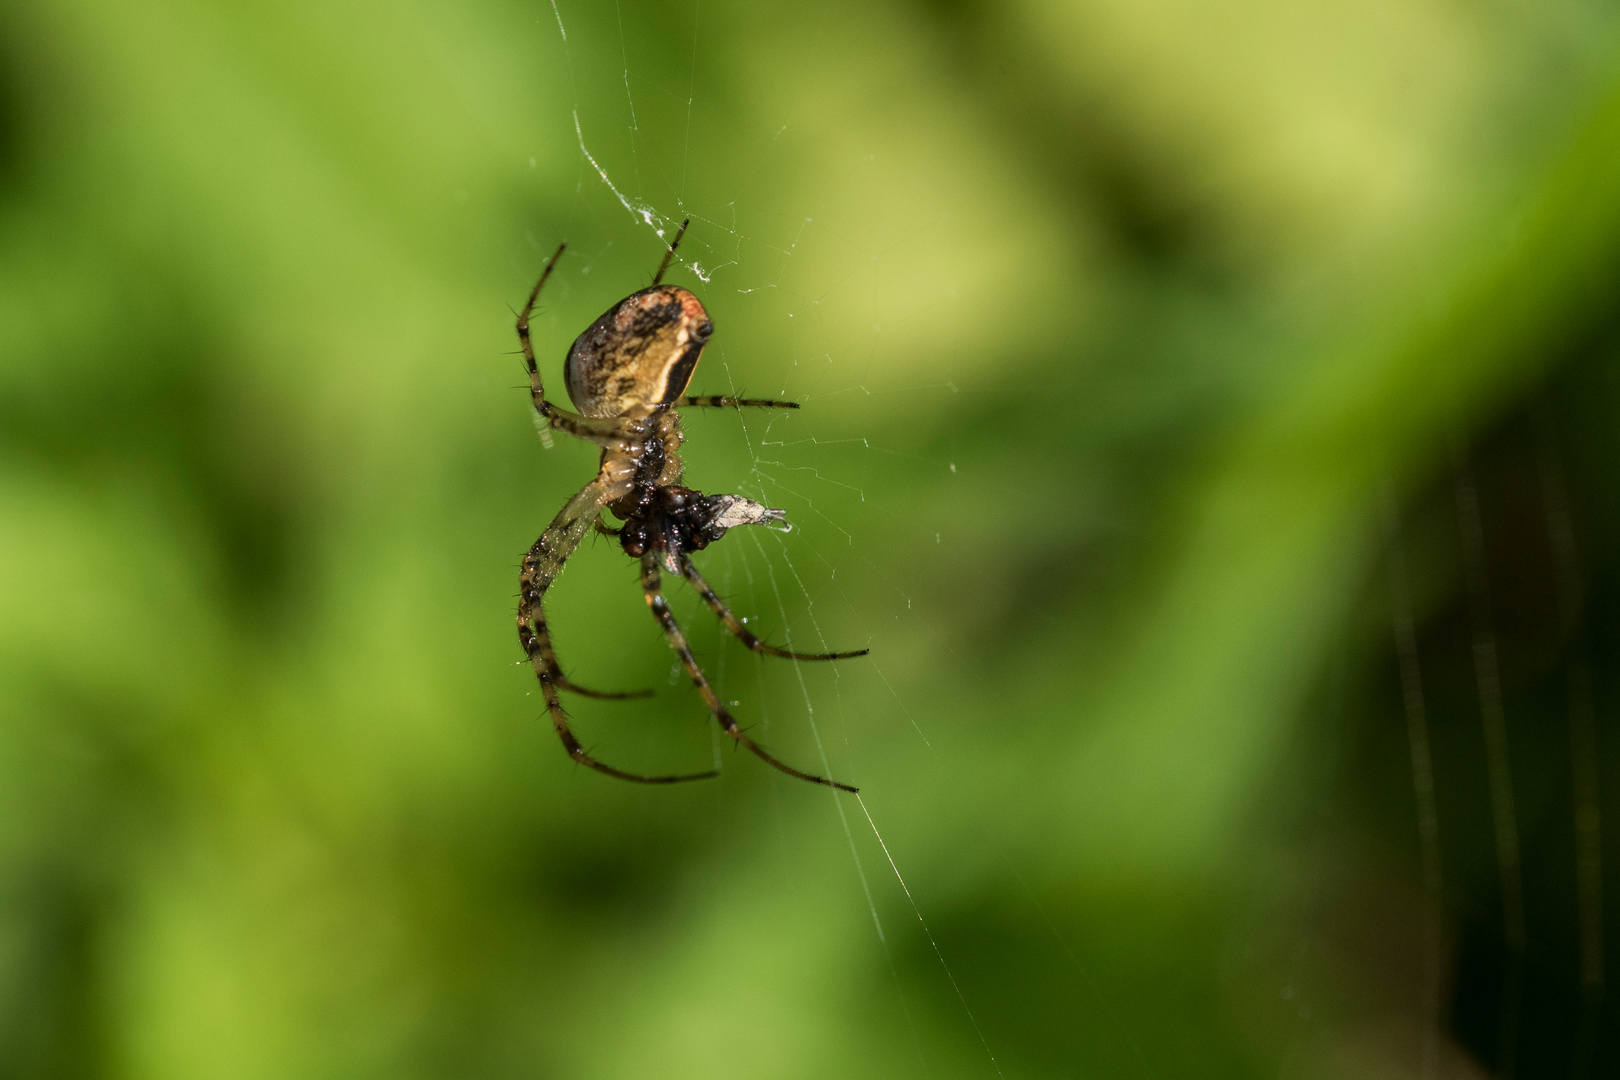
(514, 220, 866, 793)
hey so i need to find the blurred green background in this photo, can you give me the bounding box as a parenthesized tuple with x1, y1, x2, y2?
(5, 0, 1620, 1075)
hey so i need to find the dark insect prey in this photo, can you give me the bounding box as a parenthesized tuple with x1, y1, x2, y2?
(515, 221, 866, 792)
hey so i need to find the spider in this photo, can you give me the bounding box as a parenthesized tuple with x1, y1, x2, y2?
(515, 220, 865, 793)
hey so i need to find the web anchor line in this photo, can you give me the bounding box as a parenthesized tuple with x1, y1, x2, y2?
(858, 794, 1005, 1080)
(732, 457, 960, 1073)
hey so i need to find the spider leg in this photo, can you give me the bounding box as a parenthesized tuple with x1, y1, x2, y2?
(516, 246, 655, 450)
(551, 518, 650, 698)
(521, 479, 716, 785)
(641, 554, 857, 793)
(681, 556, 869, 661)
(516, 243, 564, 389)
(675, 395, 800, 410)
(651, 218, 690, 286)
(554, 678, 653, 701)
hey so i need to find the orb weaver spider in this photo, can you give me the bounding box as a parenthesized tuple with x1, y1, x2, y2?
(516, 221, 865, 792)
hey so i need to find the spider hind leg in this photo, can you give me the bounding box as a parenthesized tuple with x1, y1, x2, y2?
(520, 479, 714, 785)
(640, 554, 857, 793)
(681, 556, 869, 662)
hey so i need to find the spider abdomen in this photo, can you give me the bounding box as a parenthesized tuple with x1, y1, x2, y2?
(564, 285, 713, 418)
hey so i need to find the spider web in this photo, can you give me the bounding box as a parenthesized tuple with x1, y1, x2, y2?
(518, 3, 1620, 1074)
(523, 2, 1023, 1075)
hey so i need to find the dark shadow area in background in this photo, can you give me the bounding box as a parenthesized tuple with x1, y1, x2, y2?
(1353, 317, 1620, 1077)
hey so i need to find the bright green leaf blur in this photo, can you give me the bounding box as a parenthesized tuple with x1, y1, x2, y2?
(4, 0, 1620, 1076)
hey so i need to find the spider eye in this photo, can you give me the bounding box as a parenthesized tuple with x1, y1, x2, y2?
(693, 320, 713, 342)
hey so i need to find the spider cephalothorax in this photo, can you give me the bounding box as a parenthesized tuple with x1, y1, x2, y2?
(514, 221, 866, 792)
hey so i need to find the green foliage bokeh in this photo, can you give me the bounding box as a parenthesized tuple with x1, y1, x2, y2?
(4, 0, 1620, 1076)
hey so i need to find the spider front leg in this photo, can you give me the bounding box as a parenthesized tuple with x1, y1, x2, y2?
(640, 554, 857, 793)
(516, 246, 654, 451)
(520, 480, 714, 784)
(681, 556, 869, 661)
(676, 396, 800, 410)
